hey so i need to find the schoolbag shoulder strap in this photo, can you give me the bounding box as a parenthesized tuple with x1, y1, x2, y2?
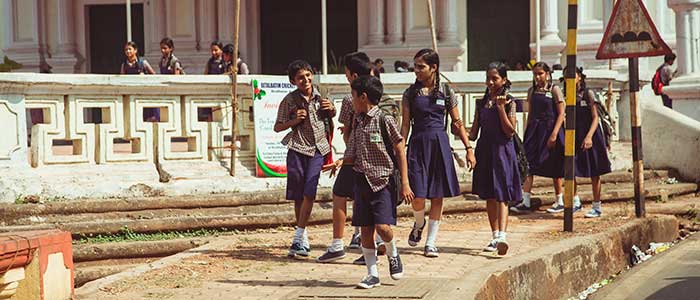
(377, 112, 398, 167)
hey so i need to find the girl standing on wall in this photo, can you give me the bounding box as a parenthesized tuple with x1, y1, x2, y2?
(470, 61, 521, 256)
(402, 48, 475, 257)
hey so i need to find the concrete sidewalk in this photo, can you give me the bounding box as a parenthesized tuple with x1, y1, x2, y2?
(75, 196, 693, 300)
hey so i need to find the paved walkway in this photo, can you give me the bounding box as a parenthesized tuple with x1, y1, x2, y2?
(77, 196, 667, 300)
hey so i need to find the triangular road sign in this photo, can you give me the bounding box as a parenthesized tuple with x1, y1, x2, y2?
(596, 0, 673, 59)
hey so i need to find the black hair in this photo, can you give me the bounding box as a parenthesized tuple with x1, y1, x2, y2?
(124, 41, 139, 50)
(374, 58, 384, 65)
(483, 61, 512, 99)
(531, 61, 553, 91)
(343, 52, 372, 77)
(160, 37, 174, 49)
(560, 66, 587, 92)
(211, 40, 223, 50)
(665, 53, 677, 63)
(413, 48, 443, 100)
(287, 60, 314, 82)
(222, 44, 234, 55)
(351, 75, 383, 105)
(552, 64, 563, 70)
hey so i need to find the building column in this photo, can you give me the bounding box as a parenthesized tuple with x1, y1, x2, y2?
(146, 0, 167, 58)
(437, 0, 458, 44)
(367, 0, 384, 46)
(669, 0, 700, 75)
(47, 0, 79, 73)
(2, 0, 45, 72)
(386, 0, 402, 45)
(541, 0, 562, 43)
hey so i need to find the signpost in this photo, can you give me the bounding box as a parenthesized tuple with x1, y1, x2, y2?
(596, 0, 673, 218)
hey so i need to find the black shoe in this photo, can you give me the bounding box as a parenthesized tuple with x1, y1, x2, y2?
(408, 220, 426, 247)
(287, 242, 309, 258)
(348, 233, 361, 250)
(353, 255, 366, 265)
(387, 254, 404, 280)
(316, 248, 346, 263)
(356, 275, 381, 289)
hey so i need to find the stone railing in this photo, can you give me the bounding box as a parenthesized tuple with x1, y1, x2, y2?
(0, 71, 631, 201)
(0, 71, 629, 172)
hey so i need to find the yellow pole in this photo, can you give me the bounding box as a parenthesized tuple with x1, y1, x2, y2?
(563, 0, 578, 232)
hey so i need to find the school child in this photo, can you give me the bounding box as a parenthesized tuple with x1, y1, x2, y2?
(402, 49, 475, 257)
(510, 62, 570, 213)
(469, 62, 521, 256)
(342, 75, 413, 289)
(316, 52, 372, 263)
(274, 60, 336, 258)
(120, 41, 155, 75)
(158, 37, 184, 75)
(222, 44, 235, 74)
(204, 41, 225, 74)
(237, 51, 250, 75)
(570, 67, 612, 218)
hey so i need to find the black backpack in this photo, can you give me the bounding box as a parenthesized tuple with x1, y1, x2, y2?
(378, 112, 403, 206)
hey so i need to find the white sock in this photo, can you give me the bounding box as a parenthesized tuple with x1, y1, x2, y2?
(354, 227, 360, 235)
(574, 195, 581, 207)
(498, 231, 507, 241)
(330, 238, 344, 252)
(522, 192, 531, 207)
(492, 231, 499, 239)
(414, 210, 426, 228)
(362, 247, 379, 277)
(556, 194, 564, 206)
(592, 201, 602, 211)
(425, 220, 440, 247)
(294, 227, 305, 243)
(375, 234, 384, 244)
(386, 239, 398, 258)
(302, 228, 310, 248)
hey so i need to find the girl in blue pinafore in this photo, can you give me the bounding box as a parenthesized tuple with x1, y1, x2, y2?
(469, 62, 521, 256)
(402, 49, 475, 258)
(568, 67, 611, 218)
(511, 62, 570, 214)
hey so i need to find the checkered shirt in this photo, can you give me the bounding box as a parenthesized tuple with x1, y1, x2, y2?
(345, 106, 403, 192)
(338, 94, 354, 126)
(275, 88, 333, 156)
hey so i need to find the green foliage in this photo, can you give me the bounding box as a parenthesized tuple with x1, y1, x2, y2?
(74, 226, 238, 245)
(0, 56, 23, 72)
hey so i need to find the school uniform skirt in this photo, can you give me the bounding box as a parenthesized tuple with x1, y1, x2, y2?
(407, 129, 461, 199)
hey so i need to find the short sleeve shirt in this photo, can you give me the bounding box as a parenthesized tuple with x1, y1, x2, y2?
(275, 88, 332, 157)
(338, 95, 354, 126)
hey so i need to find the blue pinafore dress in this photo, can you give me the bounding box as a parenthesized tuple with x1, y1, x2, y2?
(407, 92, 460, 199)
(472, 98, 522, 203)
(522, 88, 565, 178)
(574, 89, 612, 178)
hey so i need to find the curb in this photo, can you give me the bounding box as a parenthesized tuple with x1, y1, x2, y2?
(471, 215, 678, 300)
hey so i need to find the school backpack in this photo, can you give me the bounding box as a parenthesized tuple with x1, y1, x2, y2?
(506, 97, 529, 185)
(378, 93, 400, 120)
(651, 67, 663, 95)
(584, 90, 615, 149)
(378, 112, 403, 206)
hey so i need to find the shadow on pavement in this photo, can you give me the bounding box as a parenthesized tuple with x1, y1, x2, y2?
(646, 276, 700, 300)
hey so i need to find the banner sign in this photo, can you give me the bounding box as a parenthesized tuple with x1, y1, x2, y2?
(252, 79, 297, 177)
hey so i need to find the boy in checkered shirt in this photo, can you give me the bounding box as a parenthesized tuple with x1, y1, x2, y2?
(340, 75, 414, 289)
(274, 60, 336, 259)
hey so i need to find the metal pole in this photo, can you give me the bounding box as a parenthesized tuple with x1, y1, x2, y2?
(321, 0, 328, 74)
(535, 0, 541, 62)
(629, 57, 645, 217)
(126, 0, 132, 42)
(229, 0, 241, 176)
(427, 0, 438, 51)
(563, 0, 578, 232)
